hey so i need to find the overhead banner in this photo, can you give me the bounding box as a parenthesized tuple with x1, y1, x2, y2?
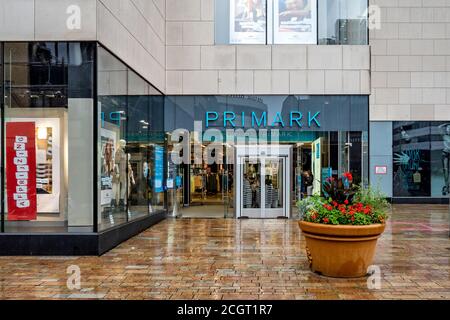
(6, 122, 38, 221)
(274, 0, 317, 44)
(230, 0, 267, 44)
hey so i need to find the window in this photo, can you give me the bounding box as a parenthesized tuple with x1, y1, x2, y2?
(165, 95, 369, 190)
(318, 0, 368, 45)
(97, 46, 165, 232)
(2, 42, 95, 233)
(393, 122, 450, 198)
(216, 0, 368, 45)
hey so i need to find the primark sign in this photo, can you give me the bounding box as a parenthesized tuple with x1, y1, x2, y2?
(205, 111, 321, 129)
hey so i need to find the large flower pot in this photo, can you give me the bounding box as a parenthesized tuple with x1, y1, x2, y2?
(298, 221, 386, 278)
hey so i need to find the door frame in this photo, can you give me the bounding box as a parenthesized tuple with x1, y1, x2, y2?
(235, 145, 292, 219)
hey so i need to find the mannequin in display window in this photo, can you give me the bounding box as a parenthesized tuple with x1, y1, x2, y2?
(127, 153, 136, 199)
(112, 139, 128, 209)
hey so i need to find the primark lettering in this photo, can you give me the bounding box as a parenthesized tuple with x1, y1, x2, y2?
(205, 111, 321, 128)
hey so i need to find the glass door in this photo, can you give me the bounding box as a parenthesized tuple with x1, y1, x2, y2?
(263, 157, 285, 218)
(240, 156, 287, 218)
(241, 158, 262, 218)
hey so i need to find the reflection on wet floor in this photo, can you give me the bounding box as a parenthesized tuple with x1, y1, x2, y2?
(0, 204, 449, 300)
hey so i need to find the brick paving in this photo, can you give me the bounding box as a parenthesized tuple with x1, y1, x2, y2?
(0, 204, 449, 300)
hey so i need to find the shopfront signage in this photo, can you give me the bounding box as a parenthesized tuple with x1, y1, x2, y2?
(154, 146, 164, 193)
(375, 166, 388, 175)
(205, 111, 321, 129)
(6, 122, 38, 221)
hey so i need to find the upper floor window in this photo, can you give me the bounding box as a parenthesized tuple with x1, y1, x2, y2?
(318, 0, 368, 45)
(215, 0, 368, 45)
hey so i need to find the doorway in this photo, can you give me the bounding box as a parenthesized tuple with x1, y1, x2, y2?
(235, 145, 292, 219)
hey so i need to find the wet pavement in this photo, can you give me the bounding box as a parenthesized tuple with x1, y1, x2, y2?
(0, 204, 449, 300)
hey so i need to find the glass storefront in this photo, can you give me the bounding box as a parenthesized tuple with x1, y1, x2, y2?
(1, 42, 166, 234)
(0, 41, 369, 233)
(2, 42, 95, 233)
(393, 121, 450, 198)
(97, 46, 166, 231)
(165, 95, 369, 218)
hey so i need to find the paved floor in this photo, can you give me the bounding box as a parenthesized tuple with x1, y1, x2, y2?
(0, 204, 449, 300)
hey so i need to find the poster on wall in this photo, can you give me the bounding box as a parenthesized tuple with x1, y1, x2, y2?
(273, 0, 317, 44)
(100, 128, 117, 206)
(6, 122, 37, 221)
(230, 0, 267, 44)
(10, 118, 61, 213)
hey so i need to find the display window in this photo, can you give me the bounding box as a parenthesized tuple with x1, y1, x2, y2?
(2, 42, 95, 233)
(393, 122, 450, 198)
(97, 46, 165, 231)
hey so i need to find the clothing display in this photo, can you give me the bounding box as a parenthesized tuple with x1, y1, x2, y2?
(193, 175, 204, 191)
(112, 140, 128, 206)
(242, 178, 253, 208)
(413, 171, 422, 184)
(255, 186, 261, 208)
(265, 184, 274, 207)
(264, 184, 280, 208)
(206, 173, 219, 194)
(36, 163, 52, 194)
(127, 161, 135, 198)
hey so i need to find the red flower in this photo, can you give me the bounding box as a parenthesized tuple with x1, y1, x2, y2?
(323, 218, 329, 224)
(344, 172, 353, 182)
(344, 200, 349, 205)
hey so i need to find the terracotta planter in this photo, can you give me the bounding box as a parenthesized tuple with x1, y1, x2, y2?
(298, 221, 386, 278)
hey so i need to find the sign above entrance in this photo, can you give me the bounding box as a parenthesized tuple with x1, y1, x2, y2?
(205, 111, 321, 129)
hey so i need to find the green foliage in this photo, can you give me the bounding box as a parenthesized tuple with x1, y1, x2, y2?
(297, 185, 389, 226)
(353, 184, 391, 219)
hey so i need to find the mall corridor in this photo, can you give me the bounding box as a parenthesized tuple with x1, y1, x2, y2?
(0, 205, 449, 300)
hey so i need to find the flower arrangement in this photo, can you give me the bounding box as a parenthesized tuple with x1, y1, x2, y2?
(297, 172, 389, 226)
(323, 172, 358, 203)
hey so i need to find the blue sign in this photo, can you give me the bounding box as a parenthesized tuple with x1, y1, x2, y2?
(154, 146, 164, 193)
(176, 176, 182, 188)
(205, 111, 321, 128)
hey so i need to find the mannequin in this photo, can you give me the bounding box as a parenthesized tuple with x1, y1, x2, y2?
(113, 139, 128, 208)
(439, 124, 450, 195)
(127, 153, 135, 199)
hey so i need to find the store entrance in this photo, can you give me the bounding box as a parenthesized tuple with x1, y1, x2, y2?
(235, 145, 292, 219)
(181, 163, 234, 218)
(171, 139, 234, 219)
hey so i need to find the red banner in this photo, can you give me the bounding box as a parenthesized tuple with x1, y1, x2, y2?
(6, 122, 37, 221)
